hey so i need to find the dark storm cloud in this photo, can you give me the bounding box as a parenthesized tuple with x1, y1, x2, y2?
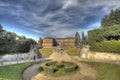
(0, 0, 120, 38)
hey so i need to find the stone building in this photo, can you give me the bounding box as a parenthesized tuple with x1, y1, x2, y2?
(42, 37, 75, 48)
(29, 44, 42, 60)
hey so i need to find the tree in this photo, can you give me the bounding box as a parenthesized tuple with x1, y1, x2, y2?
(75, 32, 80, 47)
(82, 31, 85, 41)
(82, 31, 86, 46)
(0, 25, 36, 54)
(0, 24, 3, 32)
(38, 37, 43, 46)
(101, 9, 120, 27)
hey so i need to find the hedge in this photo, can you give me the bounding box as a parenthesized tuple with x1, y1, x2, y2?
(42, 61, 57, 73)
(45, 61, 57, 66)
(64, 65, 78, 72)
(90, 40, 120, 54)
(88, 25, 120, 45)
(62, 61, 78, 72)
(40, 61, 79, 73)
(43, 67, 57, 73)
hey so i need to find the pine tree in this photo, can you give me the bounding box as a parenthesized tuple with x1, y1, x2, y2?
(101, 9, 120, 27)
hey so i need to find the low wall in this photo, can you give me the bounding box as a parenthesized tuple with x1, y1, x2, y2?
(81, 47, 120, 61)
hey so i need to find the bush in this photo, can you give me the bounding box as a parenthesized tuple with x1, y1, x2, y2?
(90, 40, 120, 54)
(39, 66, 44, 72)
(40, 61, 79, 74)
(63, 62, 78, 72)
(42, 61, 58, 73)
(45, 61, 57, 66)
(56, 63, 64, 68)
(43, 67, 57, 73)
(64, 66, 78, 72)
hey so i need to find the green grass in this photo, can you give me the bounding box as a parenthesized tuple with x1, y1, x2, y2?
(39, 48, 54, 57)
(0, 63, 32, 80)
(83, 62, 120, 80)
(39, 48, 80, 57)
(65, 48, 80, 56)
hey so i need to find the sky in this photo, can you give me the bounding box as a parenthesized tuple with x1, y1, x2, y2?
(0, 0, 120, 40)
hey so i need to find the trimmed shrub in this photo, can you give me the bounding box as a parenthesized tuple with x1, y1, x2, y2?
(43, 67, 57, 73)
(90, 40, 120, 54)
(39, 66, 44, 72)
(45, 61, 57, 66)
(40, 61, 79, 74)
(42, 61, 58, 73)
(56, 63, 64, 68)
(62, 61, 78, 72)
(64, 64, 78, 72)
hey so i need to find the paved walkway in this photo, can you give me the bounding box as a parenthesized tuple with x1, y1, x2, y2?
(22, 59, 49, 80)
(22, 63, 42, 80)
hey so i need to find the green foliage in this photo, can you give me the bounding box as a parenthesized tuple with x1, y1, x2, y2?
(83, 62, 120, 80)
(0, 24, 36, 54)
(40, 61, 79, 76)
(63, 61, 78, 72)
(82, 31, 85, 41)
(0, 24, 3, 32)
(103, 25, 120, 40)
(42, 61, 58, 73)
(102, 9, 120, 27)
(88, 28, 104, 45)
(88, 24, 120, 53)
(45, 61, 57, 66)
(39, 66, 44, 72)
(88, 25, 120, 44)
(90, 40, 120, 54)
(38, 37, 43, 46)
(0, 63, 31, 80)
(75, 32, 80, 47)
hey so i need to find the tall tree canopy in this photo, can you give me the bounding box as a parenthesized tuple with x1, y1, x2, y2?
(0, 24, 36, 54)
(101, 9, 120, 27)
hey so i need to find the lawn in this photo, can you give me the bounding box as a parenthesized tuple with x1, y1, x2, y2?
(39, 48, 54, 57)
(0, 63, 32, 80)
(39, 48, 80, 57)
(83, 62, 120, 80)
(64, 48, 80, 56)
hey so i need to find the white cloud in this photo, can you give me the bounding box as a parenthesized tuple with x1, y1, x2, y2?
(62, 0, 79, 9)
(0, 0, 120, 38)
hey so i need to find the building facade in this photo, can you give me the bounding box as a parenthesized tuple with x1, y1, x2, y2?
(42, 37, 75, 48)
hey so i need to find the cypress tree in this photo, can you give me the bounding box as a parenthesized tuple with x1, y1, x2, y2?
(75, 32, 80, 47)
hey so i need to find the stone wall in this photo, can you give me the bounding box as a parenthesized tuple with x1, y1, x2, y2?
(81, 47, 120, 61)
(42, 38, 53, 47)
(55, 38, 75, 47)
(42, 37, 75, 48)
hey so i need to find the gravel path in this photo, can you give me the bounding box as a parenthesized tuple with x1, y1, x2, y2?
(22, 63, 41, 80)
(22, 59, 49, 80)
